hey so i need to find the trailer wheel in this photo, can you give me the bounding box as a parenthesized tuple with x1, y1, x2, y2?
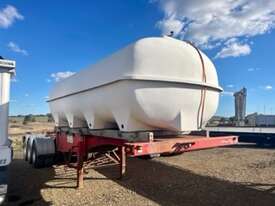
(44, 156, 54, 167)
(23, 138, 28, 161)
(31, 143, 45, 168)
(27, 140, 33, 164)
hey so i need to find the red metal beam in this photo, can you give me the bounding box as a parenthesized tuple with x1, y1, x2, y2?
(125, 136, 238, 156)
(54, 132, 237, 189)
(55, 132, 238, 157)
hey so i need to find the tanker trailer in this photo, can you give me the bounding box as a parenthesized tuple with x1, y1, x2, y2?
(48, 36, 222, 133)
(0, 57, 15, 204)
(24, 37, 237, 188)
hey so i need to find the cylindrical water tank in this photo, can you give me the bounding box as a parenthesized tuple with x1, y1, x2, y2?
(48, 36, 222, 132)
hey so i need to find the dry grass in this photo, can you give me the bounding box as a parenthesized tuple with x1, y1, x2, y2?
(9, 121, 54, 151)
(9, 122, 54, 136)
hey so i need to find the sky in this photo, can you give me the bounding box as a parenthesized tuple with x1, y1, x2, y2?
(0, 0, 275, 117)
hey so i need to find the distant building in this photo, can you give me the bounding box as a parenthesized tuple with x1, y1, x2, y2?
(246, 112, 258, 126)
(255, 114, 275, 126)
(246, 113, 275, 127)
(234, 88, 247, 126)
(207, 116, 235, 127)
(207, 116, 223, 126)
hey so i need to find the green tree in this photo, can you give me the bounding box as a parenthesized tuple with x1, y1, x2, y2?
(46, 113, 54, 122)
(23, 114, 35, 125)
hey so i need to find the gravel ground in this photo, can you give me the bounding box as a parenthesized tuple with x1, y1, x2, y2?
(3, 144, 275, 206)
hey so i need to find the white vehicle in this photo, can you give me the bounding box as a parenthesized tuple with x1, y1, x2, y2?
(0, 58, 15, 204)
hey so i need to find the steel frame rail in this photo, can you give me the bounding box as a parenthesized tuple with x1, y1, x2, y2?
(54, 131, 238, 188)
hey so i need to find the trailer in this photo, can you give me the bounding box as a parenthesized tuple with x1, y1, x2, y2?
(22, 36, 238, 189)
(0, 57, 15, 204)
(206, 126, 275, 145)
(23, 129, 238, 188)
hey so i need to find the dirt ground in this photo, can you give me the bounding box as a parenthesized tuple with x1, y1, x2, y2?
(3, 122, 275, 205)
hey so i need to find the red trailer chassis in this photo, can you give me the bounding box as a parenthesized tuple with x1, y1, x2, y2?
(52, 130, 238, 188)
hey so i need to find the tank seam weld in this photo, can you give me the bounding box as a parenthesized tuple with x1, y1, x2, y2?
(47, 78, 221, 103)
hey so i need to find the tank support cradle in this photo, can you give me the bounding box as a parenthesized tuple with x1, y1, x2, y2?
(54, 131, 238, 189)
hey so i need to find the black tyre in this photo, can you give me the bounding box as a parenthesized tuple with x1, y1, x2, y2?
(23, 139, 28, 161)
(31, 143, 45, 168)
(27, 140, 32, 164)
(44, 156, 54, 167)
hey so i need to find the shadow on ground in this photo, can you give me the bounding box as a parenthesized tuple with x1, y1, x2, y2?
(4, 152, 275, 206)
(96, 157, 275, 206)
(3, 157, 55, 206)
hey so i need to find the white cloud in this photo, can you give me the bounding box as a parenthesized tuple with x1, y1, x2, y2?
(51, 71, 75, 82)
(215, 39, 251, 59)
(222, 91, 234, 96)
(264, 85, 272, 90)
(154, 0, 275, 57)
(0, 5, 23, 28)
(45, 78, 51, 83)
(8, 42, 28, 56)
(248, 67, 261, 72)
(226, 84, 234, 88)
(156, 18, 184, 37)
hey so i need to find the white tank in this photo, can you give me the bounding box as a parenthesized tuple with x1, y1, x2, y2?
(48, 36, 222, 132)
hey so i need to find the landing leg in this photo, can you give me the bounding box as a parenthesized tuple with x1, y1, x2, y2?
(77, 154, 84, 189)
(77, 139, 85, 189)
(77, 163, 84, 189)
(119, 146, 126, 179)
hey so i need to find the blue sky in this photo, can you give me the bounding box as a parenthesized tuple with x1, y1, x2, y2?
(0, 0, 275, 117)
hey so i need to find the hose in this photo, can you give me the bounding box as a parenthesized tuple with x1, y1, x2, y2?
(185, 41, 207, 129)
